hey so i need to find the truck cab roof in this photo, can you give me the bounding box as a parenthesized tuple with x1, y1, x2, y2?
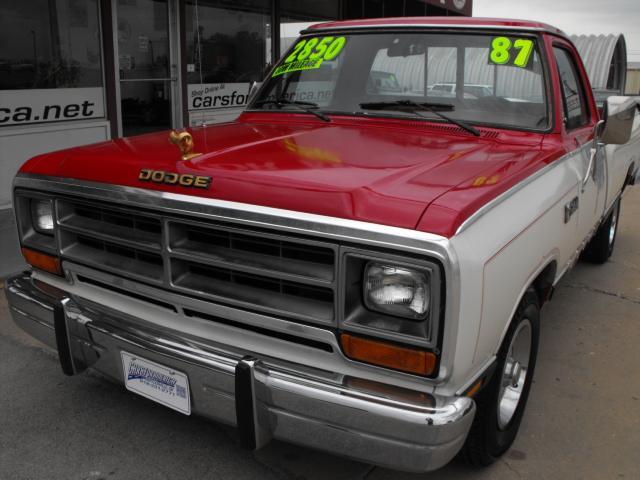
(307, 16, 569, 38)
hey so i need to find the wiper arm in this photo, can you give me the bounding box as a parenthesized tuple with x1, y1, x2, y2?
(360, 100, 481, 137)
(253, 98, 331, 122)
(361, 100, 455, 111)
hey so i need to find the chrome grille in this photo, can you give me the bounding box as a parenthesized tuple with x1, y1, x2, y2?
(57, 199, 337, 325)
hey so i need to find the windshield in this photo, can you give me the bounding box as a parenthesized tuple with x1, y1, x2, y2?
(250, 32, 550, 131)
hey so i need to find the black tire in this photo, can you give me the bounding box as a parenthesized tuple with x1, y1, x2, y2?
(582, 199, 621, 264)
(461, 288, 540, 467)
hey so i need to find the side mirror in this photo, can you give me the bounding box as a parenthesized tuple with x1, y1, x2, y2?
(247, 81, 262, 104)
(599, 96, 639, 145)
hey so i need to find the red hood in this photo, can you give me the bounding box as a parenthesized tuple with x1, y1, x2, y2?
(21, 112, 553, 236)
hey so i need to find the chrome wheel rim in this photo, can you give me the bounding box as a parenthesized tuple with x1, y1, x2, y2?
(497, 320, 532, 430)
(609, 204, 618, 246)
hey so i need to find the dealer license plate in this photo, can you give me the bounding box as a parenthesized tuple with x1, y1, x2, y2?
(121, 351, 191, 415)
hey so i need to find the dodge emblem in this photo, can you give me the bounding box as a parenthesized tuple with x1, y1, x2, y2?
(139, 169, 212, 189)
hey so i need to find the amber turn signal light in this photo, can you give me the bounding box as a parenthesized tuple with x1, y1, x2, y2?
(466, 379, 484, 398)
(341, 333, 437, 376)
(21, 247, 62, 276)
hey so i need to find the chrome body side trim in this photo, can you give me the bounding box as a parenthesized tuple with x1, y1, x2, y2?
(456, 144, 590, 235)
(14, 173, 462, 380)
(553, 190, 622, 286)
(454, 355, 497, 396)
(4, 272, 475, 473)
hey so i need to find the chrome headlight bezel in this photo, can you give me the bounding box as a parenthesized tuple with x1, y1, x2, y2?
(341, 249, 442, 349)
(14, 192, 57, 254)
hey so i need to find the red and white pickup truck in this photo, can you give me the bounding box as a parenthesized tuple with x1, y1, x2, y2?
(5, 17, 640, 472)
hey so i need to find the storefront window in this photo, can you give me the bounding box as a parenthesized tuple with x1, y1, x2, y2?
(0, 1, 105, 127)
(185, 0, 271, 121)
(405, 0, 428, 16)
(279, 0, 340, 56)
(186, 0, 271, 85)
(342, 0, 463, 19)
(116, 0, 173, 136)
(0, 1, 103, 90)
(280, 0, 340, 23)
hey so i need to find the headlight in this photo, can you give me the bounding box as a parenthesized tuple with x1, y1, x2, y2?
(31, 199, 54, 234)
(364, 263, 430, 320)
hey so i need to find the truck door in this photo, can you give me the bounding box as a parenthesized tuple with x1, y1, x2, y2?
(553, 45, 607, 246)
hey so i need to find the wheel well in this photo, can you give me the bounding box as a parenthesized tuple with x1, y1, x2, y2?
(624, 161, 637, 190)
(532, 261, 557, 306)
(493, 261, 557, 364)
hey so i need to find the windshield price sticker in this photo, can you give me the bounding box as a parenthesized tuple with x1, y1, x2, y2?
(273, 36, 347, 77)
(488, 37, 535, 69)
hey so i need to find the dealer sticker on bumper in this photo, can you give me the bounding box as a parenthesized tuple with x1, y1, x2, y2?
(121, 351, 191, 415)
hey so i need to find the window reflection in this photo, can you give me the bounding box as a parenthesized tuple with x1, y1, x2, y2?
(186, 0, 271, 84)
(121, 81, 171, 136)
(0, 1, 102, 90)
(117, 0, 170, 80)
(117, 0, 172, 137)
(279, 0, 340, 56)
(280, 0, 339, 23)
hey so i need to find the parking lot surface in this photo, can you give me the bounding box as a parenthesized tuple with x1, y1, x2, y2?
(1, 187, 639, 480)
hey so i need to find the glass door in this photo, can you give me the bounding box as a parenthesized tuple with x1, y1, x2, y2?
(114, 0, 180, 136)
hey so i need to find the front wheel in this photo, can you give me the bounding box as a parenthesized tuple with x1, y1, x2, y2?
(461, 288, 540, 466)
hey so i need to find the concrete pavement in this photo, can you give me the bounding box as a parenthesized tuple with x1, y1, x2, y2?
(0, 209, 26, 279)
(1, 187, 639, 480)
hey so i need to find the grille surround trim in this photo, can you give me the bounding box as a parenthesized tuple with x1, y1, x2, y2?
(13, 174, 455, 356)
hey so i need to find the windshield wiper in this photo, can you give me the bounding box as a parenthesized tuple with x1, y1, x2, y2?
(253, 98, 331, 122)
(359, 100, 481, 137)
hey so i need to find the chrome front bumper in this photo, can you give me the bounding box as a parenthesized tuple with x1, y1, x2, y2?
(5, 272, 475, 472)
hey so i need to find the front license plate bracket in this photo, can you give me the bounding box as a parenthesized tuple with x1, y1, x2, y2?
(121, 351, 191, 415)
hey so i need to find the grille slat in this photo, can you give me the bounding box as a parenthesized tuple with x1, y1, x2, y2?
(56, 199, 338, 325)
(169, 222, 335, 283)
(62, 240, 164, 285)
(172, 260, 334, 323)
(58, 200, 162, 252)
(60, 218, 162, 252)
(170, 245, 334, 287)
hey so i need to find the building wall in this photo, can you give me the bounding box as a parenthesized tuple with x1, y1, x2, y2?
(0, 119, 110, 277)
(627, 69, 640, 95)
(0, 1, 111, 277)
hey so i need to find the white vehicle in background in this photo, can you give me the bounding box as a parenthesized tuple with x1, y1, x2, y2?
(428, 83, 494, 98)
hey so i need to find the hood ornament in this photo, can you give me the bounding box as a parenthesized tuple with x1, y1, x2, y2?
(169, 130, 202, 161)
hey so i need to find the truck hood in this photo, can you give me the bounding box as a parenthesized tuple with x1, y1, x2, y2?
(20, 113, 548, 235)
